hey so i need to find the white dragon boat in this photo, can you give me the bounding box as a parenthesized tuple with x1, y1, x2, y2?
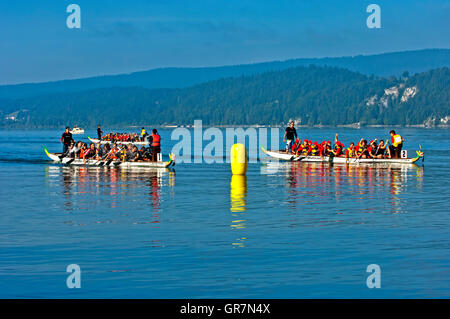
(45, 147, 174, 168)
(261, 147, 424, 164)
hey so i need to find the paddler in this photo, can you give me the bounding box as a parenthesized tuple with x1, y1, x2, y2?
(367, 140, 376, 158)
(389, 130, 405, 158)
(321, 141, 332, 157)
(103, 143, 111, 155)
(95, 143, 104, 160)
(119, 145, 128, 161)
(151, 129, 161, 162)
(105, 143, 120, 160)
(61, 127, 74, 154)
(330, 142, 344, 157)
(128, 146, 141, 162)
(66, 141, 77, 158)
(375, 140, 388, 158)
(311, 142, 319, 155)
(297, 139, 310, 156)
(140, 146, 151, 161)
(355, 138, 364, 154)
(81, 143, 96, 163)
(295, 139, 306, 155)
(291, 137, 300, 153)
(345, 142, 356, 158)
(79, 143, 87, 161)
(283, 121, 298, 153)
(306, 140, 313, 155)
(356, 140, 369, 159)
(329, 133, 344, 157)
(74, 141, 83, 158)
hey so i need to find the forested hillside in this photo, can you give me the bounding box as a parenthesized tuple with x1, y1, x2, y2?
(0, 66, 450, 128)
(1, 65, 448, 128)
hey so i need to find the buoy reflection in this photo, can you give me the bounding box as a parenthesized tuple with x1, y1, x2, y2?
(230, 174, 247, 213)
(230, 175, 248, 247)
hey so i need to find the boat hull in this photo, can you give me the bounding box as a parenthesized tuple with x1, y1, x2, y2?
(45, 147, 174, 168)
(261, 147, 423, 164)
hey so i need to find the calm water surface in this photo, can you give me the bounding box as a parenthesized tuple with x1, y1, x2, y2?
(0, 128, 449, 298)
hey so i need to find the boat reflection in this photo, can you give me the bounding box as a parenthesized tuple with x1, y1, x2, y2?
(45, 165, 175, 212)
(277, 161, 424, 213)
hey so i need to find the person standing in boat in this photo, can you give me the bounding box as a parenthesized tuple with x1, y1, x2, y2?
(140, 127, 148, 142)
(389, 130, 405, 158)
(283, 121, 298, 153)
(61, 127, 74, 154)
(151, 129, 161, 162)
(97, 125, 103, 140)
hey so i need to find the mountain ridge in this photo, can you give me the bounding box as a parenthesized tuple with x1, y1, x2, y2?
(1, 48, 449, 100)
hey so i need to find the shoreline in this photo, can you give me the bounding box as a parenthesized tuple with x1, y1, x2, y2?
(1, 124, 449, 130)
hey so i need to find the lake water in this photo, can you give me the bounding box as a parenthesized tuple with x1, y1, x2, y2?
(0, 128, 449, 298)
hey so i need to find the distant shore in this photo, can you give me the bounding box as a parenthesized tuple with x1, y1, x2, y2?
(1, 124, 449, 130)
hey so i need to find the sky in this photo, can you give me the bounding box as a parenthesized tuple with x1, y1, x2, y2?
(0, 0, 449, 84)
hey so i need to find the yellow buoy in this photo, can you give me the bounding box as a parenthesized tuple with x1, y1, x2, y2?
(230, 143, 247, 175)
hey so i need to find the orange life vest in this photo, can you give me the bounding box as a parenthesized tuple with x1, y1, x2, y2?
(152, 134, 161, 147)
(109, 147, 119, 159)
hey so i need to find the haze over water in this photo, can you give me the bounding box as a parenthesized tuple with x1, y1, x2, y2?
(0, 128, 449, 298)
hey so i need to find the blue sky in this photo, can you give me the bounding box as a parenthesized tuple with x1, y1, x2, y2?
(0, 0, 449, 84)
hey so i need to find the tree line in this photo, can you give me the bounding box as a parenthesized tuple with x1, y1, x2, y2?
(1, 65, 448, 128)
